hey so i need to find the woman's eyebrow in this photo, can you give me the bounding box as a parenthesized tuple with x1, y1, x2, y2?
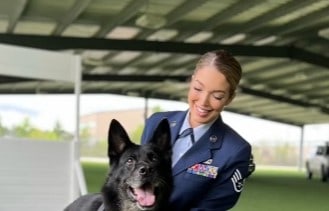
(195, 79, 227, 94)
(213, 90, 226, 93)
(194, 79, 203, 85)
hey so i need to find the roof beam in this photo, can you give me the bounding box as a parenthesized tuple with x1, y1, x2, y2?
(0, 34, 328, 69)
(212, 0, 317, 41)
(239, 86, 329, 115)
(137, 0, 207, 39)
(6, 0, 27, 33)
(94, 0, 147, 38)
(1, 73, 328, 123)
(224, 107, 303, 127)
(274, 5, 329, 36)
(83, 74, 188, 82)
(173, 0, 264, 41)
(243, 5, 329, 44)
(52, 0, 92, 35)
(81, 74, 329, 115)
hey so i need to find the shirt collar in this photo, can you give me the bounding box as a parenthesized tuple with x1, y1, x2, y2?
(180, 111, 217, 143)
(179, 112, 191, 133)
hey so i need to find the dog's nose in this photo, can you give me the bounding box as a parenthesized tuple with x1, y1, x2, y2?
(138, 166, 149, 175)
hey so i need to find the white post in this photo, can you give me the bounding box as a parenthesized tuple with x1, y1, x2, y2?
(298, 125, 305, 171)
(73, 55, 87, 195)
(74, 55, 81, 143)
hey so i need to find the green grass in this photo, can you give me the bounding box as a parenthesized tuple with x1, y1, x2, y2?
(82, 160, 108, 193)
(81, 161, 329, 211)
(232, 168, 328, 211)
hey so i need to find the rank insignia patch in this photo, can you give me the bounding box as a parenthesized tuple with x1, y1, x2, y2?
(231, 169, 244, 192)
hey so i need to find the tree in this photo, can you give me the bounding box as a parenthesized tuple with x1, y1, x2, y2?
(130, 124, 144, 144)
(12, 117, 33, 137)
(130, 105, 165, 144)
(53, 120, 64, 138)
(152, 105, 163, 113)
(80, 126, 91, 142)
(8, 117, 73, 141)
(0, 117, 8, 137)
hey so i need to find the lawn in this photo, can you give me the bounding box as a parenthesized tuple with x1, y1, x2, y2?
(82, 160, 109, 193)
(232, 168, 328, 211)
(81, 161, 328, 211)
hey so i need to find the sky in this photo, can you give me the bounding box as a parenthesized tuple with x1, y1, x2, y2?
(0, 94, 328, 146)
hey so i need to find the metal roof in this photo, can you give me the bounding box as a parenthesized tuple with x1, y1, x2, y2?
(0, 0, 328, 126)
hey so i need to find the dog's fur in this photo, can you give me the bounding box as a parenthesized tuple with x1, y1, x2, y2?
(64, 119, 172, 211)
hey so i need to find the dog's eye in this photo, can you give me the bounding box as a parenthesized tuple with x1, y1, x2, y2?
(126, 157, 135, 165)
(148, 153, 158, 162)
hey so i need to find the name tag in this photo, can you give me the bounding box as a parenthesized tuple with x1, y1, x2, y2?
(187, 163, 218, 179)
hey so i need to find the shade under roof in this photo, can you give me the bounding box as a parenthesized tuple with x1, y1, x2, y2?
(0, 0, 328, 126)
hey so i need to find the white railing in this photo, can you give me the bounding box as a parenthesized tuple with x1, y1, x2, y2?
(0, 138, 86, 211)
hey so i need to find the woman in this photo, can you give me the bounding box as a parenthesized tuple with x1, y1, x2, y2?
(141, 50, 252, 211)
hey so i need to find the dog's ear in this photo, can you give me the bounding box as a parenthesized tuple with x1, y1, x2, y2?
(108, 119, 133, 160)
(149, 118, 171, 152)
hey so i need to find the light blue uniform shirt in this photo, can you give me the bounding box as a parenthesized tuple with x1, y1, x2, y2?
(172, 112, 214, 166)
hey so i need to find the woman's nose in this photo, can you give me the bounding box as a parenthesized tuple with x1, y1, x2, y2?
(198, 91, 210, 106)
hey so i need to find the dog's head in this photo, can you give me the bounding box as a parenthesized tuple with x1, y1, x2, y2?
(103, 119, 172, 211)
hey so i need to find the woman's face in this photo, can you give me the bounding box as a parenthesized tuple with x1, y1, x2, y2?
(188, 65, 233, 127)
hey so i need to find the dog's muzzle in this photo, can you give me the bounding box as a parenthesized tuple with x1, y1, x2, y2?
(127, 166, 157, 210)
(131, 184, 156, 208)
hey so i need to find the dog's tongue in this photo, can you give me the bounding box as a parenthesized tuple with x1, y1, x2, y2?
(134, 187, 155, 207)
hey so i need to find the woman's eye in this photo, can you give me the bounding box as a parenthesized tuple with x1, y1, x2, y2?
(213, 95, 224, 100)
(193, 87, 202, 92)
(212, 93, 225, 100)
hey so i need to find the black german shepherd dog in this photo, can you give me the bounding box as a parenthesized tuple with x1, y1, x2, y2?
(64, 119, 172, 211)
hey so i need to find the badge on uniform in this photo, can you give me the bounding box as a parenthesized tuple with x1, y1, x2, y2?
(231, 169, 244, 192)
(169, 121, 177, 127)
(203, 159, 213, 165)
(187, 163, 218, 179)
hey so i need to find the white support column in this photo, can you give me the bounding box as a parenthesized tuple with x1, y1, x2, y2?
(73, 54, 87, 195)
(298, 125, 305, 171)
